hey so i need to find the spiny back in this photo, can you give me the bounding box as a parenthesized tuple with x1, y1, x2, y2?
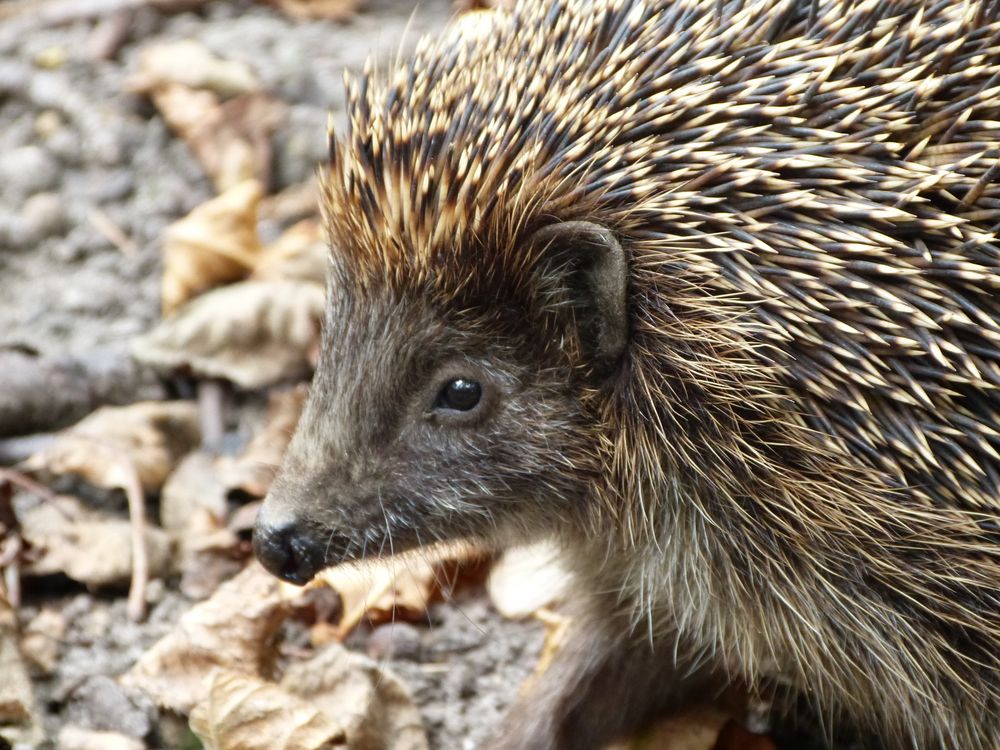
(323, 0, 1000, 512)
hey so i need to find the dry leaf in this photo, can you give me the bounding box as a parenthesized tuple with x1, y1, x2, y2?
(281, 643, 428, 750)
(487, 540, 570, 619)
(605, 707, 731, 750)
(17, 495, 172, 588)
(20, 608, 67, 674)
(24, 401, 200, 492)
(0, 591, 44, 746)
(307, 542, 484, 640)
(268, 0, 364, 22)
(190, 669, 346, 750)
(158, 451, 241, 598)
(151, 86, 286, 193)
(132, 280, 325, 389)
(128, 39, 259, 97)
(252, 219, 327, 285)
(259, 179, 318, 225)
(159, 451, 228, 537)
(122, 563, 289, 714)
(217, 385, 308, 501)
(58, 726, 146, 750)
(161, 180, 264, 315)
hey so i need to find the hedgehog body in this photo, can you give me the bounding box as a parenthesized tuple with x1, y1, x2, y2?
(255, 1, 1000, 747)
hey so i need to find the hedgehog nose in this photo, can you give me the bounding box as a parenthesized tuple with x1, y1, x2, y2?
(253, 515, 325, 586)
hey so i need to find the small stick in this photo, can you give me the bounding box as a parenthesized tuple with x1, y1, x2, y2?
(119, 456, 149, 622)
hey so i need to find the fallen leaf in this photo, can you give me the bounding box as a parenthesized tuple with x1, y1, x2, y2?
(487, 540, 570, 619)
(158, 451, 243, 598)
(161, 180, 264, 316)
(132, 280, 325, 389)
(190, 668, 346, 750)
(17, 494, 172, 589)
(252, 219, 327, 285)
(128, 39, 259, 97)
(605, 707, 731, 750)
(0, 591, 44, 746)
(266, 0, 364, 22)
(308, 542, 484, 640)
(58, 726, 146, 750)
(24, 401, 200, 492)
(20, 607, 67, 674)
(281, 643, 428, 750)
(159, 451, 228, 537)
(151, 86, 286, 193)
(216, 385, 308, 501)
(259, 179, 318, 225)
(122, 563, 289, 714)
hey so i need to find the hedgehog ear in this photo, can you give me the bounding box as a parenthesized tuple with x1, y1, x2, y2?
(530, 221, 628, 372)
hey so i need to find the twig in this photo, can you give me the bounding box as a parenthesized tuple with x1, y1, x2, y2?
(118, 456, 149, 622)
(88, 208, 136, 255)
(0, 468, 75, 520)
(198, 380, 226, 450)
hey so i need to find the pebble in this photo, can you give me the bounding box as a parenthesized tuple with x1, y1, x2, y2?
(64, 675, 153, 740)
(367, 622, 424, 661)
(22, 192, 68, 241)
(0, 145, 59, 198)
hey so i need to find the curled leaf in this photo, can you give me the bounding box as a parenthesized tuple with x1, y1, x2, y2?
(24, 401, 200, 492)
(252, 219, 327, 285)
(122, 563, 289, 714)
(151, 86, 286, 193)
(281, 643, 427, 750)
(161, 180, 264, 315)
(132, 280, 325, 389)
(190, 669, 346, 750)
(308, 542, 484, 640)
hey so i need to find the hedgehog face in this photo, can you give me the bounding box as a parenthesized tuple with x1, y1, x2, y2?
(254, 221, 627, 585)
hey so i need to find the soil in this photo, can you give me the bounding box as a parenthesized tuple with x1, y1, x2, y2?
(0, 2, 544, 748)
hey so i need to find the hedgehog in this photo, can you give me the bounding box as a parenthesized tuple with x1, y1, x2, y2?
(252, 0, 1000, 747)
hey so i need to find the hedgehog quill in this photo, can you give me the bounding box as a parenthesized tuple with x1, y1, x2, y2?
(253, 0, 1000, 746)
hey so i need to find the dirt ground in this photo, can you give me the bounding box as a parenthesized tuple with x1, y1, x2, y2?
(0, 2, 544, 748)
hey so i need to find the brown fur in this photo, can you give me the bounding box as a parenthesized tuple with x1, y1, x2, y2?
(258, 0, 1000, 747)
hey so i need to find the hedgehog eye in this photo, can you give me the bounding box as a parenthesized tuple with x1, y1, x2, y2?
(434, 378, 482, 412)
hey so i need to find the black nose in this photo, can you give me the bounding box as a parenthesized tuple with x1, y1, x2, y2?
(253, 519, 326, 585)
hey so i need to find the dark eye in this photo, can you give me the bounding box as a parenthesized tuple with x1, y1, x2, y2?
(435, 378, 482, 412)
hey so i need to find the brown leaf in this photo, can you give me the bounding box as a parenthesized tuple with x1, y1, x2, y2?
(152, 86, 287, 193)
(128, 39, 259, 97)
(159, 452, 246, 599)
(252, 219, 327, 285)
(217, 385, 308, 501)
(267, 0, 364, 22)
(309, 542, 484, 640)
(190, 669, 346, 750)
(605, 707, 731, 750)
(281, 643, 428, 750)
(132, 279, 325, 389)
(122, 563, 289, 714)
(24, 401, 200, 491)
(17, 495, 172, 588)
(20, 608, 67, 675)
(487, 540, 570, 619)
(161, 179, 264, 315)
